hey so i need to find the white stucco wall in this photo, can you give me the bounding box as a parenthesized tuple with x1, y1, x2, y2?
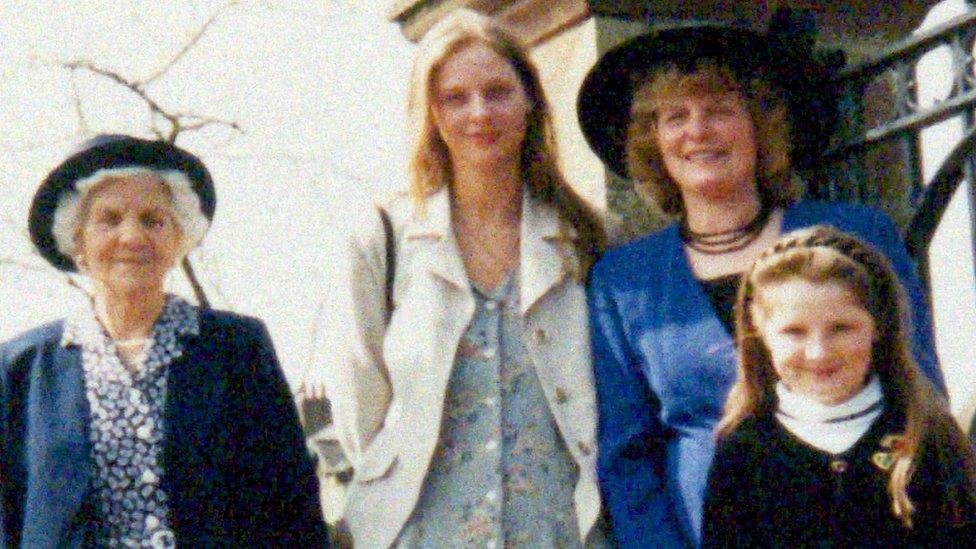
(530, 18, 606, 212)
(916, 0, 976, 423)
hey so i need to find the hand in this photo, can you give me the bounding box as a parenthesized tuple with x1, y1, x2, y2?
(298, 380, 329, 401)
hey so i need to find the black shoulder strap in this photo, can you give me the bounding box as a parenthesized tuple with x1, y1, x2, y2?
(377, 206, 395, 318)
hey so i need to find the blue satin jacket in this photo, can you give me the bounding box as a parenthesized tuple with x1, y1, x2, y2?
(0, 309, 328, 548)
(587, 201, 944, 548)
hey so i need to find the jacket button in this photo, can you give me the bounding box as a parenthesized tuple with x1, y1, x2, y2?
(830, 459, 848, 473)
(555, 387, 569, 403)
(577, 441, 592, 456)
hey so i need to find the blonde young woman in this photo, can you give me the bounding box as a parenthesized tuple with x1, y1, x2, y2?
(578, 24, 945, 547)
(702, 225, 976, 546)
(316, 9, 607, 548)
(0, 136, 327, 547)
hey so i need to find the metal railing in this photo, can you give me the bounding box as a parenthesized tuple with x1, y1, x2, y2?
(811, 8, 976, 281)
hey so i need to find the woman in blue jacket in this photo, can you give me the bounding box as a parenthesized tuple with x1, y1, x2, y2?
(0, 136, 327, 548)
(577, 24, 945, 547)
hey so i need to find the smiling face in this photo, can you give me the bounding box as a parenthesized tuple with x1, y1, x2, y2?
(76, 175, 183, 296)
(430, 42, 531, 173)
(654, 90, 758, 205)
(754, 278, 876, 405)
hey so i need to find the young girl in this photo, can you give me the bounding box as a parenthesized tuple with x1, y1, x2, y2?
(701, 225, 976, 547)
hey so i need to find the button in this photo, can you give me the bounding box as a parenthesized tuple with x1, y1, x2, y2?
(485, 490, 498, 503)
(484, 397, 498, 408)
(485, 439, 499, 451)
(141, 469, 159, 484)
(577, 441, 592, 456)
(830, 459, 848, 473)
(484, 347, 497, 359)
(150, 530, 176, 549)
(485, 300, 498, 311)
(136, 424, 153, 440)
(555, 387, 569, 403)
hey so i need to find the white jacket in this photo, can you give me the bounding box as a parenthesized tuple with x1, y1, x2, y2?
(315, 189, 601, 548)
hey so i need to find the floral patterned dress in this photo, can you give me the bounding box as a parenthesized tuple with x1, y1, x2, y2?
(395, 274, 588, 548)
(62, 295, 198, 548)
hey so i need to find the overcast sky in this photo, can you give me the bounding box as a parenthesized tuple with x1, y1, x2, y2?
(0, 0, 415, 385)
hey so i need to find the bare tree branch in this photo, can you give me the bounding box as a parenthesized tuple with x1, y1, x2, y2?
(46, 1, 266, 309)
(57, 61, 241, 306)
(62, 60, 180, 130)
(69, 72, 91, 134)
(0, 255, 48, 272)
(58, 0, 247, 145)
(143, 0, 243, 85)
(178, 114, 243, 133)
(190, 248, 231, 307)
(180, 256, 210, 309)
(0, 253, 89, 295)
(253, 2, 346, 19)
(1, 215, 90, 296)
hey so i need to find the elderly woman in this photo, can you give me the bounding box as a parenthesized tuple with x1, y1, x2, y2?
(577, 25, 945, 547)
(0, 136, 327, 547)
(314, 9, 607, 548)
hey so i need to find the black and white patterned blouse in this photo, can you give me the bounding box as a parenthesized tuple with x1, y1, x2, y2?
(62, 294, 199, 548)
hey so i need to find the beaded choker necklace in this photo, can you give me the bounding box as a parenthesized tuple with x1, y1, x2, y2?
(680, 203, 771, 255)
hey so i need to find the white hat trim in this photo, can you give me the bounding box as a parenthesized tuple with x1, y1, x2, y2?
(50, 167, 210, 262)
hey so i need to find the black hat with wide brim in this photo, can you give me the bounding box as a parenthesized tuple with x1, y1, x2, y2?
(29, 135, 216, 272)
(577, 22, 840, 179)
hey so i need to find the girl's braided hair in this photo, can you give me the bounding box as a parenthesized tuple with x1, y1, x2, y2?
(718, 224, 969, 528)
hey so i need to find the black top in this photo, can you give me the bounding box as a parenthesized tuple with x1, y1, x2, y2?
(699, 273, 741, 335)
(702, 408, 976, 548)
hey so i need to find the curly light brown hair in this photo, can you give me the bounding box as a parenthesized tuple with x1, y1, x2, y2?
(626, 61, 800, 215)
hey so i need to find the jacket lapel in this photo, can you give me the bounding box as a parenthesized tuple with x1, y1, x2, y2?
(22, 343, 92, 547)
(162, 329, 221, 495)
(520, 194, 573, 315)
(403, 189, 470, 292)
(402, 189, 572, 311)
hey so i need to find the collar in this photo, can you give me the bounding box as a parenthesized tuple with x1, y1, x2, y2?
(403, 187, 578, 314)
(776, 375, 883, 424)
(62, 294, 200, 351)
(402, 187, 574, 241)
(775, 376, 884, 455)
(519, 190, 577, 314)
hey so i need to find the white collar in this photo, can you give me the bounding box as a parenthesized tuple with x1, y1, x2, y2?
(403, 188, 577, 314)
(775, 375, 884, 454)
(776, 375, 883, 423)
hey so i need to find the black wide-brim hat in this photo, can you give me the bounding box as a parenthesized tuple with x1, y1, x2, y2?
(577, 22, 842, 179)
(29, 135, 216, 272)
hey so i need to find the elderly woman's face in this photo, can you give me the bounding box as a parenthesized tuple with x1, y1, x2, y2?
(76, 175, 182, 294)
(654, 90, 758, 203)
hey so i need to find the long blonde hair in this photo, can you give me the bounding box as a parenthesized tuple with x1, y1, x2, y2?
(718, 225, 972, 527)
(406, 9, 604, 277)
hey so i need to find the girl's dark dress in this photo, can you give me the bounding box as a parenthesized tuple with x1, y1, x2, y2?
(702, 408, 976, 548)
